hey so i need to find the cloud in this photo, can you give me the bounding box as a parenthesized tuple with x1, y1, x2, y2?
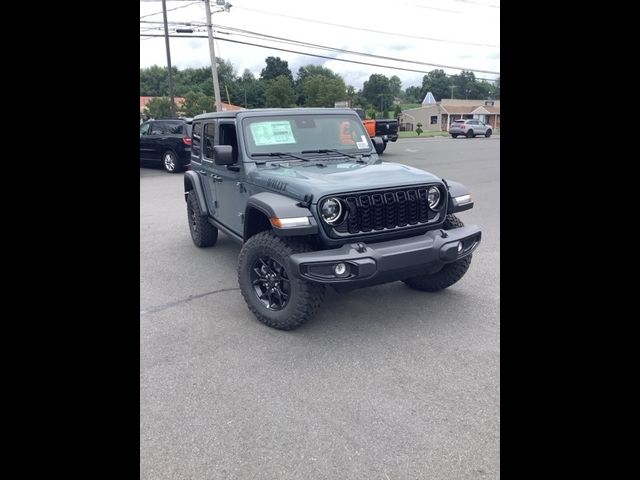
(140, 0, 499, 90)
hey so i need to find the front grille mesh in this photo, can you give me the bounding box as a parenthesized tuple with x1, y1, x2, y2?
(330, 185, 443, 235)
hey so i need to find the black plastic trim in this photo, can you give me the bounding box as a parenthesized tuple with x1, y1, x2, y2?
(207, 216, 243, 244)
(271, 216, 319, 237)
(183, 170, 208, 216)
(246, 192, 317, 238)
(286, 224, 481, 290)
(445, 180, 475, 214)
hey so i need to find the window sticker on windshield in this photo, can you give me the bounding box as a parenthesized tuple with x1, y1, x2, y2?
(356, 135, 369, 149)
(250, 121, 296, 145)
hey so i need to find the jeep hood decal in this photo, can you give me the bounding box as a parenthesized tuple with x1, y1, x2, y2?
(247, 161, 442, 201)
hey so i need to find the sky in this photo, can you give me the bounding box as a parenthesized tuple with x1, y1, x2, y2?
(139, 0, 500, 91)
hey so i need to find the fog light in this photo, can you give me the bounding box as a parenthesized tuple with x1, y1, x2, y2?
(333, 263, 349, 276)
(457, 242, 463, 253)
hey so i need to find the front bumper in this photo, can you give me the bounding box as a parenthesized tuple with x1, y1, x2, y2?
(287, 224, 481, 290)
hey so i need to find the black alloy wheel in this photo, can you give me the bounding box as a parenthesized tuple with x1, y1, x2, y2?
(250, 256, 291, 311)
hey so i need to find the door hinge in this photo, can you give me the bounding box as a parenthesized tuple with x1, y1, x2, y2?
(236, 181, 246, 193)
(214, 200, 219, 208)
(239, 212, 245, 224)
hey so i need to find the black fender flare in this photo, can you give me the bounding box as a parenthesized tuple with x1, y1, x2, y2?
(445, 180, 474, 214)
(245, 192, 318, 238)
(184, 170, 208, 216)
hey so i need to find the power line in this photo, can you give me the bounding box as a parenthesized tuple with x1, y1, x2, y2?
(139, 33, 499, 81)
(447, 0, 500, 8)
(139, 1, 200, 20)
(233, 6, 500, 48)
(403, 0, 499, 8)
(211, 24, 500, 74)
(140, 22, 499, 74)
(399, 2, 463, 13)
(140, 19, 204, 26)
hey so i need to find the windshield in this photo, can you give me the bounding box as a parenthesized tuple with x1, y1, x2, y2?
(241, 114, 373, 158)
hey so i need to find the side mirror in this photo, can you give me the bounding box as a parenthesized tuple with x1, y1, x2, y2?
(371, 137, 384, 148)
(213, 145, 234, 165)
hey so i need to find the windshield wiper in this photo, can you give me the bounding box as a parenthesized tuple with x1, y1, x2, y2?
(252, 152, 309, 161)
(301, 149, 357, 159)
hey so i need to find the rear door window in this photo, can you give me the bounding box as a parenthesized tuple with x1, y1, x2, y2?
(192, 122, 202, 158)
(149, 123, 164, 135)
(164, 122, 184, 134)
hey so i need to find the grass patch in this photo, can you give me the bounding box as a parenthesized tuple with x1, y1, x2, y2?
(398, 130, 449, 138)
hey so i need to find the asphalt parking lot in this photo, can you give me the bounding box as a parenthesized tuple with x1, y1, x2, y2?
(140, 136, 500, 480)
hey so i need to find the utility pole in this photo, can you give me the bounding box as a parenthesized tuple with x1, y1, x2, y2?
(449, 85, 456, 99)
(161, 0, 176, 117)
(378, 93, 388, 114)
(204, 0, 222, 112)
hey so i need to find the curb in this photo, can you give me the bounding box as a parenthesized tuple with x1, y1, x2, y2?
(396, 135, 500, 141)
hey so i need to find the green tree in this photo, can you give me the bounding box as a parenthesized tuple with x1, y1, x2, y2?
(216, 58, 238, 105)
(233, 69, 265, 108)
(264, 75, 296, 107)
(404, 85, 422, 103)
(346, 85, 369, 110)
(416, 123, 423, 136)
(296, 64, 344, 105)
(474, 80, 493, 100)
(143, 97, 173, 119)
(182, 91, 214, 116)
(420, 69, 450, 102)
(296, 64, 337, 83)
(490, 76, 500, 99)
(361, 74, 391, 108)
(393, 104, 402, 117)
(451, 70, 477, 99)
(140, 65, 176, 96)
(174, 67, 210, 96)
(389, 75, 402, 98)
(300, 75, 347, 107)
(260, 56, 293, 83)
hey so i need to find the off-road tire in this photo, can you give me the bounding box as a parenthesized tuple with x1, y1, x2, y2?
(238, 231, 326, 330)
(403, 214, 472, 292)
(187, 192, 218, 247)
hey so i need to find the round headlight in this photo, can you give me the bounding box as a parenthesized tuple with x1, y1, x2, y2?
(320, 198, 342, 224)
(427, 186, 441, 209)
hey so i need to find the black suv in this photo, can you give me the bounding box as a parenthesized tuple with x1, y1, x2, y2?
(140, 119, 193, 173)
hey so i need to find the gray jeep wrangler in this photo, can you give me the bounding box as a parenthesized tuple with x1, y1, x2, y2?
(184, 108, 481, 330)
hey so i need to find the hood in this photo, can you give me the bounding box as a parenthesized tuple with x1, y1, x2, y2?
(246, 159, 442, 202)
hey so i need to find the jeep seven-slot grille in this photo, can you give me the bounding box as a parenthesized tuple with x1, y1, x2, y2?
(328, 185, 444, 236)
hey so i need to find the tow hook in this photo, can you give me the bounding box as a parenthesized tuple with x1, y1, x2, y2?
(353, 242, 367, 253)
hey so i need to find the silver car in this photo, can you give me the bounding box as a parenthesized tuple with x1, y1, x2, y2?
(449, 119, 493, 138)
